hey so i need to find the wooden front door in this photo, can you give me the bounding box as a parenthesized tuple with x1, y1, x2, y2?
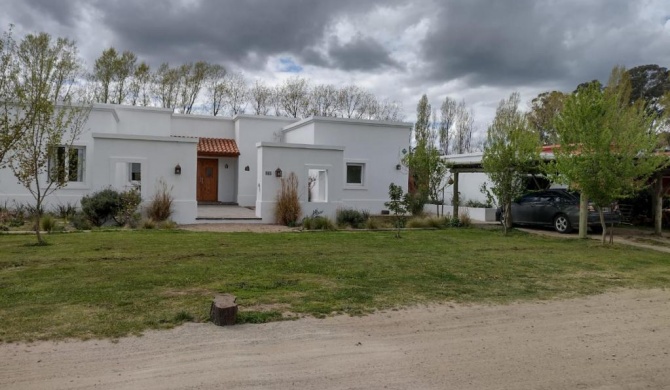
(197, 158, 218, 202)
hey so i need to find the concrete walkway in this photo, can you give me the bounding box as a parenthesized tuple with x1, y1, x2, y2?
(196, 205, 260, 220)
(516, 227, 670, 253)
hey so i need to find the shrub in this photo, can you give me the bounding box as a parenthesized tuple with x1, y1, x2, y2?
(115, 189, 142, 227)
(70, 212, 92, 230)
(146, 179, 174, 222)
(427, 216, 448, 228)
(406, 192, 427, 216)
(464, 199, 492, 208)
(158, 220, 177, 230)
(40, 214, 57, 233)
(275, 172, 301, 226)
(336, 208, 369, 228)
(81, 188, 121, 227)
(303, 216, 335, 230)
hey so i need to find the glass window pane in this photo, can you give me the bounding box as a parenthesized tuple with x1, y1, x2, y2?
(130, 163, 141, 181)
(346, 164, 363, 184)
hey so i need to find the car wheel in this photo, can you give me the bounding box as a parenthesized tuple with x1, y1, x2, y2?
(553, 214, 572, 234)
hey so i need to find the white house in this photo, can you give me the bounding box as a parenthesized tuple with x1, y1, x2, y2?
(0, 104, 411, 224)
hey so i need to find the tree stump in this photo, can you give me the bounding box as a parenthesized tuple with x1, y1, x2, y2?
(210, 294, 238, 326)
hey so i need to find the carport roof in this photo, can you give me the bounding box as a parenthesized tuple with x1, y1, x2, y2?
(198, 138, 240, 157)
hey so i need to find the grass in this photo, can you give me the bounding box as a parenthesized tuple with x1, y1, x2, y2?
(1, 228, 669, 342)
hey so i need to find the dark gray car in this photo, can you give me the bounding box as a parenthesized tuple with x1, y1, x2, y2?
(496, 189, 621, 233)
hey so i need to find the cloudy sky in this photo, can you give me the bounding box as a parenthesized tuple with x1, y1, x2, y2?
(2, 0, 670, 136)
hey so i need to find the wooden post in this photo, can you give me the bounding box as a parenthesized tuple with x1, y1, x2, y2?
(579, 193, 588, 239)
(452, 172, 459, 219)
(653, 173, 663, 237)
(210, 294, 238, 326)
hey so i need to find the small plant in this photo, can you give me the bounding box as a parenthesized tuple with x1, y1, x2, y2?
(40, 214, 57, 233)
(158, 220, 177, 230)
(336, 208, 369, 228)
(55, 202, 78, 222)
(365, 218, 380, 230)
(146, 178, 174, 222)
(81, 188, 121, 227)
(427, 216, 448, 228)
(459, 208, 472, 227)
(407, 217, 430, 228)
(275, 172, 301, 226)
(142, 218, 157, 229)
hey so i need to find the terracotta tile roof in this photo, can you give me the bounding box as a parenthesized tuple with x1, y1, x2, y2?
(198, 138, 240, 157)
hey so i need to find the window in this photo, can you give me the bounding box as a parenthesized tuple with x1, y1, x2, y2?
(346, 163, 364, 185)
(308, 169, 328, 202)
(49, 146, 85, 183)
(129, 163, 141, 182)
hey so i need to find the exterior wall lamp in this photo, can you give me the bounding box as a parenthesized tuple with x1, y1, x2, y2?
(275, 167, 283, 178)
(174, 164, 182, 175)
(244, 165, 250, 171)
(396, 164, 402, 170)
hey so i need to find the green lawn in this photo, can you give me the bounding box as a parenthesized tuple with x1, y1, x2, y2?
(1, 228, 669, 342)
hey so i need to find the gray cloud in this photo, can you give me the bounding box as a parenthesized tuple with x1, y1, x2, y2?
(421, 0, 666, 90)
(326, 34, 400, 71)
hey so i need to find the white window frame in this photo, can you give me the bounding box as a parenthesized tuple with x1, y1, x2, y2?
(128, 162, 142, 183)
(345, 162, 365, 187)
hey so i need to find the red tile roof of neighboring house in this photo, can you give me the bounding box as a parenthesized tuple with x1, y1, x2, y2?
(198, 138, 240, 157)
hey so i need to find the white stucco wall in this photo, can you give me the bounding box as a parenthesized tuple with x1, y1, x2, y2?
(234, 116, 297, 207)
(92, 134, 197, 224)
(308, 118, 411, 213)
(256, 142, 344, 223)
(283, 122, 315, 144)
(443, 153, 492, 206)
(171, 114, 235, 139)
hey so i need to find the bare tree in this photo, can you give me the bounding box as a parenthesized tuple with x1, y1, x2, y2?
(204, 64, 227, 116)
(307, 84, 339, 117)
(249, 79, 272, 115)
(371, 98, 404, 121)
(271, 85, 284, 116)
(8, 32, 91, 244)
(439, 97, 458, 155)
(337, 85, 368, 118)
(223, 72, 248, 115)
(279, 76, 309, 118)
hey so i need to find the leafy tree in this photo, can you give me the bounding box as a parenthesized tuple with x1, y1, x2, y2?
(128, 61, 151, 106)
(92, 47, 118, 103)
(8, 32, 91, 244)
(152, 63, 182, 109)
(439, 97, 458, 155)
(627, 64, 670, 116)
(112, 50, 137, 104)
(384, 183, 409, 238)
(0, 26, 26, 167)
(551, 66, 666, 243)
(482, 92, 539, 235)
(527, 90, 566, 145)
(414, 94, 431, 146)
(177, 61, 210, 114)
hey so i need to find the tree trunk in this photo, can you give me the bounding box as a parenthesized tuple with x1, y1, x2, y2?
(653, 174, 663, 237)
(579, 193, 588, 239)
(452, 172, 459, 220)
(210, 294, 238, 326)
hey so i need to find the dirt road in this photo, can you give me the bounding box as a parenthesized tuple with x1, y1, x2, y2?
(1, 289, 669, 389)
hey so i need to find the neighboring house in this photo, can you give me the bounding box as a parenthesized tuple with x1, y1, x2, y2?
(0, 104, 411, 224)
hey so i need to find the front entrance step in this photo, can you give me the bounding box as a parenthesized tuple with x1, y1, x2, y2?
(194, 217, 264, 224)
(197, 202, 239, 206)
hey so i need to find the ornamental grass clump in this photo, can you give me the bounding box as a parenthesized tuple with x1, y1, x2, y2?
(275, 172, 301, 226)
(147, 178, 174, 222)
